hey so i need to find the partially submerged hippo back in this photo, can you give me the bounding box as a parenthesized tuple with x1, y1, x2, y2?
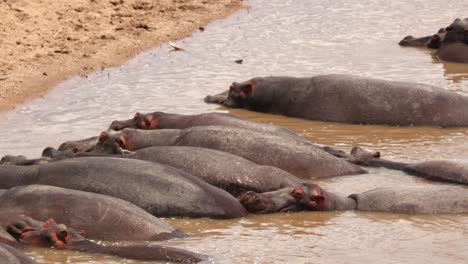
(436, 42, 468, 63)
(129, 146, 304, 196)
(206, 74, 468, 127)
(109, 111, 302, 140)
(404, 160, 468, 184)
(350, 186, 468, 214)
(0, 185, 183, 241)
(0, 157, 247, 218)
(0, 243, 37, 264)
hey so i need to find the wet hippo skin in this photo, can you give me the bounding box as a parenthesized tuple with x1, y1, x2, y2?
(0, 157, 247, 219)
(205, 74, 468, 127)
(0, 185, 183, 241)
(108, 126, 366, 179)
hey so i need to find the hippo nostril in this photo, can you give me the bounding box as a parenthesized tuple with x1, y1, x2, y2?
(291, 187, 304, 200)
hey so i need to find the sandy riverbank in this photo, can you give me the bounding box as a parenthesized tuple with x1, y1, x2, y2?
(0, 0, 243, 111)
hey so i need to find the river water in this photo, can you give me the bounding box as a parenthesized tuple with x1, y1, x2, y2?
(1, 0, 468, 263)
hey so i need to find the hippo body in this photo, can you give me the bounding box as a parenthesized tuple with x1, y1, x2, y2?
(111, 126, 366, 179)
(350, 186, 468, 214)
(127, 146, 304, 196)
(240, 185, 356, 214)
(206, 74, 468, 127)
(0, 185, 183, 241)
(0, 243, 37, 264)
(347, 147, 468, 185)
(436, 42, 468, 63)
(6, 217, 205, 263)
(0, 157, 247, 218)
(109, 111, 302, 140)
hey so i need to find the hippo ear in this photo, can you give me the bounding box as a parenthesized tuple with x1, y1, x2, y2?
(43, 218, 57, 228)
(98, 131, 109, 143)
(240, 82, 255, 98)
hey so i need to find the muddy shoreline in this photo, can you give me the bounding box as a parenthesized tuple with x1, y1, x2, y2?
(0, 0, 244, 111)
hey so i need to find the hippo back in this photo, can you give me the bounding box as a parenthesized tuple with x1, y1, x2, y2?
(0, 185, 183, 241)
(404, 160, 468, 185)
(351, 186, 468, 214)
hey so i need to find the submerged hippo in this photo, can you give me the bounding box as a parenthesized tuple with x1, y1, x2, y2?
(108, 111, 302, 140)
(436, 42, 468, 63)
(205, 74, 468, 127)
(0, 157, 247, 218)
(107, 126, 365, 179)
(350, 186, 468, 214)
(0, 243, 37, 264)
(239, 184, 356, 214)
(348, 147, 468, 185)
(399, 27, 447, 48)
(6, 217, 205, 263)
(0, 185, 183, 241)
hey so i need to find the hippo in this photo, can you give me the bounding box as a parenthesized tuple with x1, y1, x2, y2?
(346, 147, 468, 185)
(205, 74, 468, 127)
(399, 27, 446, 48)
(107, 126, 366, 179)
(239, 184, 356, 214)
(436, 42, 468, 63)
(0, 243, 37, 264)
(0, 185, 183, 241)
(6, 217, 206, 263)
(349, 185, 468, 214)
(90, 131, 303, 195)
(108, 111, 302, 140)
(57, 136, 99, 153)
(0, 157, 247, 218)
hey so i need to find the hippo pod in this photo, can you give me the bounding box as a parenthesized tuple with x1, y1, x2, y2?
(0, 157, 247, 219)
(5, 217, 206, 263)
(108, 111, 303, 141)
(0, 185, 183, 241)
(350, 186, 468, 214)
(106, 126, 365, 179)
(205, 74, 468, 127)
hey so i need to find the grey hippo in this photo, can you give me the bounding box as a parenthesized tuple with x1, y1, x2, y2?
(205, 74, 468, 127)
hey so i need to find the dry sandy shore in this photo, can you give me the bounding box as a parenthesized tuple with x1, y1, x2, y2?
(0, 0, 243, 111)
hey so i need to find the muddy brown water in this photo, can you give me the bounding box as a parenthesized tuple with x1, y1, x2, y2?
(1, 0, 468, 263)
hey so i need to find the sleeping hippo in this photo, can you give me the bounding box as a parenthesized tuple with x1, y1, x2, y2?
(108, 111, 302, 140)
(240, 183, 356, 214)
(105, 126, 366, 179)
(6, 217, 206, 263)
(347, 147, 468, 185)
(0, 185, 183, 241)
(350, 185, 468, 214)
(0, 157, 247, 219)
(205, 74, 468, 127)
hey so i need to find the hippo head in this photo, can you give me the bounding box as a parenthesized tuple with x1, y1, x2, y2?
(96, 129, 138, 152)
(399, 35, 431, 47)
(223, 81, 256, 108)
(6, 217, 82, 249)
(0, 155, 28, 165)
(57, 136, 99, 153)
(239, 184, 333, 214)
(109, 112, 160, 131)
(346, 146, 380, 166)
